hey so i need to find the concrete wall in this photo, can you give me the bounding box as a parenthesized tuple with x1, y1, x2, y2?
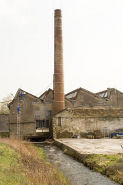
(0, 114, 10, 131)
(75, 89, 104, 107)
(10, 90, 41, 137)
(10, 89, 53, 138)
(96, 88, 123, 108)
(10, 122, 51, 138)
(108, 89, 123, 107)
(33, 103, 45, 120)
(65, 98, 73, 108)
(45, 90, 53, 102)
(10, 92, 41, 124)
(10, 122, 36, 137)
(53, 108, 123, 138)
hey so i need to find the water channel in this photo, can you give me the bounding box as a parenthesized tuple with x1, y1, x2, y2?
(35, 143, 119, 185)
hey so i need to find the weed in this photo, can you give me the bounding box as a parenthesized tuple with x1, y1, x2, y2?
(0, 143, 28, 185)
(120, 179, 123, 185)
(0, 137, 71, 185)
(117, 158, 123, 163)
(83, 153, 123, 184)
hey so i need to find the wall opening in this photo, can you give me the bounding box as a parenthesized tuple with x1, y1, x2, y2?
(36, 120, 49, 132)
(58, 117, 61, 126)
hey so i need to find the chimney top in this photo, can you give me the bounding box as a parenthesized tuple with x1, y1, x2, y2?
(54, 9, 62, 17)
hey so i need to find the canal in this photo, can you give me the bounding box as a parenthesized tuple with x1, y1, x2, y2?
(35, 143, 119, 185)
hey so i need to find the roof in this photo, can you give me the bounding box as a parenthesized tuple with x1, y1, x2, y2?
(95, 90, 108, 98)
(65, 88, 79, 100)
(95, 88, 120, 99)
(39, 88, 53, 100)
(39, 88, 73, 102)
(65, 87, 103, 100)
(53, 107, 123, 117)
(112, 88, 123, 95)
(9, 88, 41, 106)
(64, 96, 72, 102)
(52, 108, 66, 115)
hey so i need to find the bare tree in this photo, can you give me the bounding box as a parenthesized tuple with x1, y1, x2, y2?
(0, 95, 13, 114)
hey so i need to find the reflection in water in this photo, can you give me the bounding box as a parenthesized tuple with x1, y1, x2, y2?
(36, 144, 119, 185)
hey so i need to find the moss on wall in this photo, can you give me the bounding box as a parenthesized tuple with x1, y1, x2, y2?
(68, 108, 123, 118)
(56, 130, 73, 138)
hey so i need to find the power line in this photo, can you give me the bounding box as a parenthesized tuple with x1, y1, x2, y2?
(36, 82, 53, 96)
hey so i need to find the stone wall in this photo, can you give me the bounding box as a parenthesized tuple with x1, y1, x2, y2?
(10, 121, 51, 138)
(53, 108, 123, 138)
(0, 114, 10, 131)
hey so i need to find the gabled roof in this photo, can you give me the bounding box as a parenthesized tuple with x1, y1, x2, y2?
(9, 88, 41, 106)
(16, 88, 40, 99)
(96, 88, 123, 99)
(95, 90, 108, 98)
(65, 87, 102, 100)
(65, 88, 79, 100)
(114, 88, 123, 95)
(39, 88, 53, 100)
(64, 96, 72, 102)
(39, 88, 72, 102)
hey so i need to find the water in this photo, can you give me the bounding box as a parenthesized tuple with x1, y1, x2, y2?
(35, 144, 119, 185)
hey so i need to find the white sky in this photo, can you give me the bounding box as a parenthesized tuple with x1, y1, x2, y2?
(0, 0, 123, 101)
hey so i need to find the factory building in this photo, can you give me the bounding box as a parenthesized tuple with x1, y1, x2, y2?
(7, 9, 123, 139)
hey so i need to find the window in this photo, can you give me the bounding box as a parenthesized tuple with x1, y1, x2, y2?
(58, 117, 61, 126)
(36, 120, 49, 129)
(44, 120, 49, 128)
(36, 120, 43, 129)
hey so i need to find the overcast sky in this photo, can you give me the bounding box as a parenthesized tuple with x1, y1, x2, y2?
(0, 0, 123, 101)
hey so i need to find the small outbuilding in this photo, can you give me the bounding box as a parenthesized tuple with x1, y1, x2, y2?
(53, 107, 123, 139)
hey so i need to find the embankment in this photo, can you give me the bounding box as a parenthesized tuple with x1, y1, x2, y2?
(54, 139, 123, 185)
(0, 137, 70, 185)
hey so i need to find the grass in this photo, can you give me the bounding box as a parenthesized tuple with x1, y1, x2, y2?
(84, 153, 123, 184)
(0, 137, 71, 185)
(0, 143, 28, 185)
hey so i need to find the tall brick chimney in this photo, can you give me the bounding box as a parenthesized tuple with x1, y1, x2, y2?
(54, 9, 65, 113)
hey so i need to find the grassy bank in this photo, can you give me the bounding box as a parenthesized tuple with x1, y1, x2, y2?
(54, 140, 123, 185)
(0, 137, 71, 185)
(84, 154, 123, 185)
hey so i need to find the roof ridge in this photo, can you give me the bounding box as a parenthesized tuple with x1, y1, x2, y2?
(65, 88, 80, 96)
(65, 87, 104, 99)
(95, 90, 107, 95)
(64, 96, 72, 101)
(39, 88, 53, 98)
(9, 88, 41, 106)
(79, 87, 96, 95)
(16, 88, 40, 99)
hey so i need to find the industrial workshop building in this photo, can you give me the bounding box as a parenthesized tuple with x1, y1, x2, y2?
(6, 9, 123, 139)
